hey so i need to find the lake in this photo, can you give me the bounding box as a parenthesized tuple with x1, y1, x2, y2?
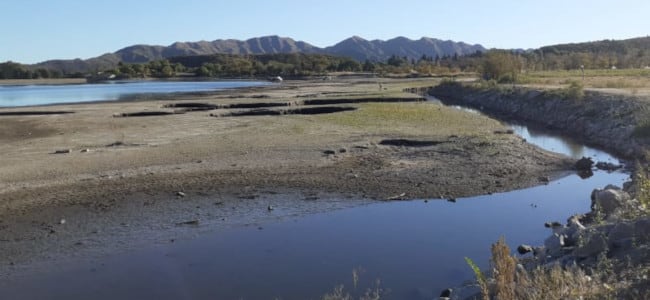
(0, 80, 268, 107)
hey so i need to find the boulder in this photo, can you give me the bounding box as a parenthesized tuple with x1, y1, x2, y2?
(563, 216, 586, 247)
(517, 244, 534, 255)
(574, 231, 608, 258)
(575, 157, 594, 171)
(634, 218, 650, 243)
(596, 161, 622, 171)
(590, 188, 631, 215)
(544, 233, 566, 258)
(607, 222, 635, 247)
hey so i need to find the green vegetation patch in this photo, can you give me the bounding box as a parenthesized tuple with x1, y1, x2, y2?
(315, 102, 502, 136)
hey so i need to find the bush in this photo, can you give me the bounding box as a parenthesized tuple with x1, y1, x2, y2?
(565, 80, 585, 100)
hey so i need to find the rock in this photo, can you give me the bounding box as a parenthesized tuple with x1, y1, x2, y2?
(591, 188, 630, 215)
(267, 205, 274, 211)
(634, 218, 650, 243)
(607, 222, 634, 247)
(59, 219, 66, 225)
(493, 129, 514, 134)
(564, 216, 587, 246)
(544, 233, 566, 258)
(439, 288, 452, 298)
(323, 150, 336, 155)
(545, 221, 563, 228)
(533, 246, 546, 258)
(604, 184, 622, 190)
(387, 193, 407, 200)
(567, 215, 587, 230)
(176, 220, 199, 226)
(538, 176, 550, 184)
(596, 162, 621, 171)
(574, 231, 608, 258)
(575, 156, 594, 171)
(80, 148, 91, 153)
(338, 148, 347, 153)
(53, 149, 71, 154)
(176, 191, 186, 197)
(517, 244, 533, 255)
(545, 221, 565, 234)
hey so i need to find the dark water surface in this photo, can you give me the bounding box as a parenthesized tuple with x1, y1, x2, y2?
(0, 98, 630, 299)
(0, 80, 267, 107)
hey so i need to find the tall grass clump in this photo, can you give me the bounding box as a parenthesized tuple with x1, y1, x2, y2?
(466, 237, 617, 300)
(491, 237, 516, 299)
(633, 162, 650, 211)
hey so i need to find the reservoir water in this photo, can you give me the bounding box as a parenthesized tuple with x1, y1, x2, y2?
(0, 80, 267, 107)
(0, 95, 630, 299)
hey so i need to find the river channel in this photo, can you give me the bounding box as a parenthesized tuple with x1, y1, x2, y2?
(0, 97, 630, 300)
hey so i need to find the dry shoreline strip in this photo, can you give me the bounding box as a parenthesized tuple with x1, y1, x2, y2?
(0, 78, 572, 274)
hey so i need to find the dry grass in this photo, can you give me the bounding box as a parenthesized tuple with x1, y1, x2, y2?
(468, 237, 636, 300)
(518, 69, 650, 96)
(491, 237, 516, 299)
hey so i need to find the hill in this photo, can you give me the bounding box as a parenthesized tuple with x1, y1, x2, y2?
(325, 36, 484, 61)
(27, 35, 484, 75)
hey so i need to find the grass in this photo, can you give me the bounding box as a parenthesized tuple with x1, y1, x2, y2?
(550, 80, 584, 100)
(465, 236, 650, 300)
(315, 102, 503, 137)
(517, 69, 650, 93)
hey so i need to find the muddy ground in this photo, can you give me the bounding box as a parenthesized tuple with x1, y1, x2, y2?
(0, 78, 573, 276)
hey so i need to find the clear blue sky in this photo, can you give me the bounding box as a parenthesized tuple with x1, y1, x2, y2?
(2, 0, 649, 64)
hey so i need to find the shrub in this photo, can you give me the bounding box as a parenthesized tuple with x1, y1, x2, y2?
(565, 80, 585, 100)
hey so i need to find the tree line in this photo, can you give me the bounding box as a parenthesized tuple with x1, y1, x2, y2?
(0, 61, 66, 79)
(3, 36, 650, 81)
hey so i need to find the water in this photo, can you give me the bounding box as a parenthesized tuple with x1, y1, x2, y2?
(0, 80, 267, 107)
(0, 97, 630, 299)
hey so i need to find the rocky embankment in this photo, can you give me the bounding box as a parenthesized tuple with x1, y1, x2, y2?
(429, 82, 650, 159)
(430, 82, 650, 299)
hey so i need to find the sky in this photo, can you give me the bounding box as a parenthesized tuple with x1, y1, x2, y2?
(2, 0, 650, 64)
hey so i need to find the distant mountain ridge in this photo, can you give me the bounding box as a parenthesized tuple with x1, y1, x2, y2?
(31, 35, 485, 74)
(325, 36, 485, 61)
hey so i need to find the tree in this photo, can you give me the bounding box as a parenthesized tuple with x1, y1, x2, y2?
(480, 50, 522, 83)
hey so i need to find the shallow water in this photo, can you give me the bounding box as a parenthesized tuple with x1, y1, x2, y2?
(0, 80, 267, 107)
(0, 172, 628, 300)
(0, 95, 630, 300)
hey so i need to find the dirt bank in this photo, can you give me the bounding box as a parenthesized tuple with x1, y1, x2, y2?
(430, 82, 650, 160)
(0, 78, 572, 274)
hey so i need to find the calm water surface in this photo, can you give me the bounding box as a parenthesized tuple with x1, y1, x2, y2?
(0, 81, 267, 107)
(0, 96, 630, 299)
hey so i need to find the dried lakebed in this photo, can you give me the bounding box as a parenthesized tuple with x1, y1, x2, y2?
(0, 113, 628, 300)
(0, 79, 625, 299)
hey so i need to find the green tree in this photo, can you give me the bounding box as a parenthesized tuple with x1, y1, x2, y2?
(480, 50, 522, 83)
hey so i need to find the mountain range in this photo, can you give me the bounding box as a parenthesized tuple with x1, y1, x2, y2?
(31, 35, 486, 74)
